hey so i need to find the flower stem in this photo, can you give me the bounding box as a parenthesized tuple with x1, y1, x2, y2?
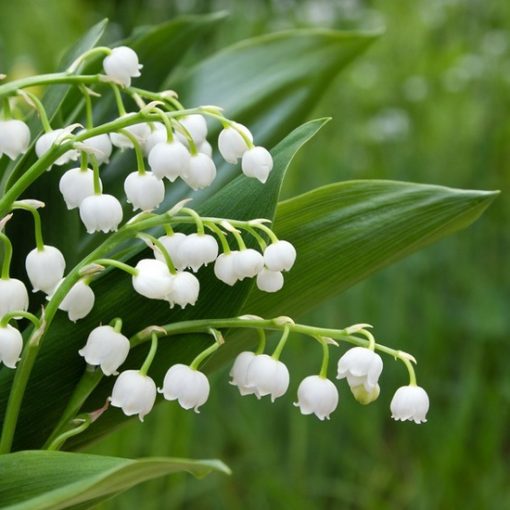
(79, 85, 94, 129)
(137, 233, 176, 274)
(140, 332, 158, 376)
(90, 155, 102, 195)
(255, 329, 266, 354)
(46, 416, 91, 451)
(94, 258, 138, 276)
(0, 311, 40, 329)
(400, 355, 417, 386)
(181, 208, 204, 235)
(19, 90, 52, 132)
(205, 222, 230, 254)
(110, 83, 126, 116)
(272, 326, 290, 360)
(190, 331, 223, 370)
(319, 340, 330, 379)
(111, 317, 123, 333)
(118, 129, 146, 174)
(12, 201, 45, 251)
(0, 231, 13, 279)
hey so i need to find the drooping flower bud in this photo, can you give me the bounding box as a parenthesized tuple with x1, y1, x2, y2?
(0, 278, 29, 318)
(153, 233, 187, 271)
(109, 369, 156, 421)
(244, 354, 290, 402)
(132, 259, 173, 300)
(218, 122, 253, 164)
(241, 146, 273, 183)
(177, 233, 218, 272)
(78, 325, 130, 376)
(294, 375, 339, 420)
(0, 324, 23, 369)
(229, 351, 257, 396)
(176, 114, 208, 145)
(79, 193, 123, 233)
(159, 364, 210, 412)
(78, 132, 112, 164)
(213, 252, 239, 286)
(390, 385, 429, 424)
(110, 118, 151, 149)
(350, 383, 380, 405)
(103, 46, 142, 87)
(59, 167, 102, 210)
(35, 129, 79, 166)
(0, 120, 30, 160)
(25, 245, 66, 294)
(55, 279, 95, 322)
(198, 140, 212, 158)
(123, 171, 165, 211)
(181, 153, 216, 190)
(337, 347, 383, 392)
(256, 268, 284, 293)
(234, 248, 264, 280)
(263, 240, 296, 272)
(166, 271, 200, 309)
(148, 140, 190, 181)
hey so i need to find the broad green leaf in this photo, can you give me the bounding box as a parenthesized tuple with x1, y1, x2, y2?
(0, 450, 229, 510)
(0, 119, 328, 451)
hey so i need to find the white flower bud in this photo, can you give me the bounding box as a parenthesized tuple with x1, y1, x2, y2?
(148, 140, 190, 181)
(59, 167, 102, 210)
(234, 248, 264, 280)
(0, 278, 29, 318)
(0, 120, 30, 160)
(198, 140, 212, 158)
(214, 251, 239, 286)
(294, 375, 339, 420)
(123, 171, 165, 211)
(245, 354, 289, 402)
(181, 153, 216, 190)
(0, 325, 23, 369)
(132, 259, 173, 300)
(78, 132, 112, 164)
(256, 268, 283, 293)
(144, 123, 167, 155)
(109, 369, 156, 421)
(79, 194, 123, 234)
(350, 383, 380, 405)
(153, 233, 187, 271)
(166, 271, 200, 309)
(110, 118, 151, 149)
(78, 325, 130, 376)
(159, 364, 209, 412)
(25, 245, 66, 294)
(390, 385, 430, 424)
(177, 233, 218, 272)
(229, 351, 257, 396)
(35, 129, 80, 166)
(176, 114, 208, 145)
(337, 347, 383, 392)
(103, 46, 142, 87)
(241, 146, 273, 183)
(263, 240, 296, 272)
(218, 122, 253, 164)
(56, 279, 95, 322)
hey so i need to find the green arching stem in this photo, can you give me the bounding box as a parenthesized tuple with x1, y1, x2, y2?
(90, 156, 102, 195)
(359, 329, 376, 351)
(152, 107, 174, 142)
(171, 119, 197, 155)
(164, 224, 174, 236)
(79, 85, 94, 129)
(80, 151, 88, 171)
(190, 334, 222, 370)
(401, 356, 417, 386)
(244, 225, 267, 251)
(205, 222, 230, 254)
(93, 258, 138, 277)
(140, 332, 159, 376)
(181, 208, 204, 235)
(255, 329, 266, 354)
(110, 83, 127, 116)
(67, 46, 111, 73)
(137, 233, 176, 274)
(118, 129, 146, 174)
(12, 201, 44, 251)
(2, 97, 11, 118)
(252, 222, 279, 244)
(46, 416, 91, 451)
(111, 317, 123, 333)
(272, 326, 290, 360)
(0, 231, 13, 279)
(0, 311, 41, 329)
(319, 340, 330, 379)
(19, 90, 52, 132)
(232, 229, 246, 250)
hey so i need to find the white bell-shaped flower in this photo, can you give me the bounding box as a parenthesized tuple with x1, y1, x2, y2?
(234, 248, 264, 280)
(132, 259, 173, 300)
(218, 122, 253, 164)
(79, 193, 123, 234)
(109, 369, 156, 421)
(153, 233, 188, 271)
(78, 325, 130, 376)
(176, 114, 208, 145)
(144, 123, 166, 155)
(148, 140, 190, 181)
(229, 351, 257, 396)
(256, 268, 284, 293)
(350, 383, 380, 405)
(213, 251, 239, 286)
(0, 325, 23, 369)
(390, 385, 429, 424)
(263, 240, 296, 272)
(103, 46, 142, 87)
(159, 364, 210, 412)
(0, 278, 29, 318)
(177, 233, 218, 272)
(245, 354, 289, 402)
(77, 132, 112, 164)
(124, 171, 165, 211)
(35, 129, 79, 166)
(166, 271, 200, 309)
(198, 140, 212, 158)
(337, 347, 383, 392)
(59, 167, 102, 210)
(25, 245, 66, 294)
(241, 146, 273, 183)
(294, 375, 339, 420)
(0, 120, 30, 160)
(110, 118, 151, 149)
(56, 279, 95, 322)
(182, 153, 216, 190)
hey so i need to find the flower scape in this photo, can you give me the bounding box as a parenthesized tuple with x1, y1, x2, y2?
(0, 45, 429, 452)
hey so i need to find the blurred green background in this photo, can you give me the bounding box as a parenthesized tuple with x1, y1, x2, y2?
(1, 0, 508, 508)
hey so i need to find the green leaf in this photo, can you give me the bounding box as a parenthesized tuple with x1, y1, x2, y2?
(244, 180, 499, 316)
(0, 450, 229, 510)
